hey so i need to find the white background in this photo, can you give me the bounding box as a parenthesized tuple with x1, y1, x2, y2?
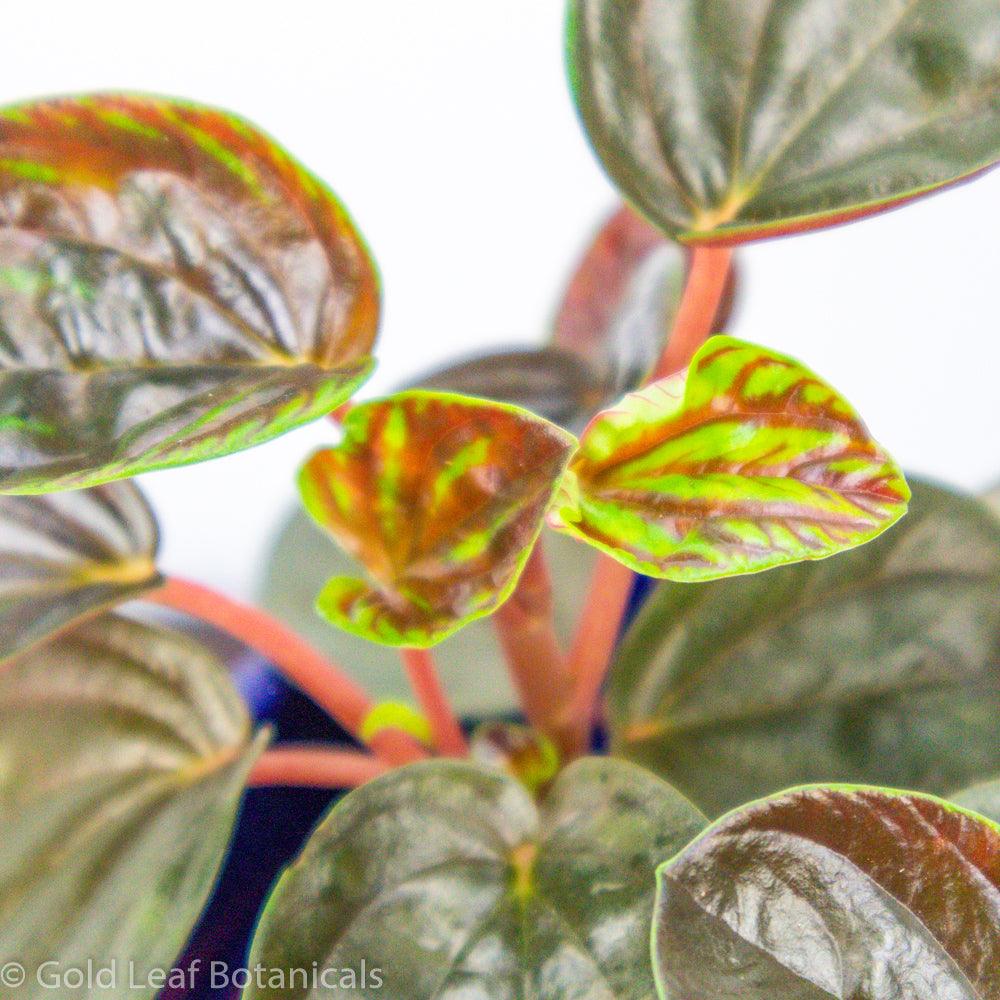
(6, 1, 999, 599)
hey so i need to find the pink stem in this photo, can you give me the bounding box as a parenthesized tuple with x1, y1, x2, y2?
(400, 647, 469, 758)
(568, 556, 635, 740)
(249, 746, 389, 789)
(492, 544, 579, 754)
(146, 577, 427, 766)
(566, 245, 735, 743)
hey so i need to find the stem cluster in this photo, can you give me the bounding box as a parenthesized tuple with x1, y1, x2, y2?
(143, 244, 734, 789)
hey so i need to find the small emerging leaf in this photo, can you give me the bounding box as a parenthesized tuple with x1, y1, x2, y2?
(0, 94, 379, 493)
(0, 481, 161, 662)
(0, 613, 264, 1000)
(653, 786, 1000, 1000)
(569, 0, 1000, 243)
(359, 701, 432, 747)
(549, 336, 909, 580)
(300, 391, 576, 647)
(609, 480, 1000, 815)
(246, 758, 705, 999)
(470, 722, 561, 795)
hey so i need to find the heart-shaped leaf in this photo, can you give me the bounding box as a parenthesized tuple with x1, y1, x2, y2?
(410, 347, 607, 432)
(568, 0, 1000, 243)
(299, 391, 576, 647)
(609, 480, 1000, 815)
(245, 757, 705, 1000)
(0, 482, 161, 662)
(549, 336, 909, 581)
(0, 613, 264, 999)
(653, 786, 1000, 1000)
(260, 514, 599, 717)
(0, 94, 379, 493)
(951, 778, 1000, 825)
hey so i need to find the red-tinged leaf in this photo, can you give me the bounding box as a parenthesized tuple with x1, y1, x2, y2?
(549, 336, 909, 580)
(0, 93, 378, 493)
(0, 482, 161, 662)
(654, 785, 1000, 1000)
(568, 0, 1000, 244)
(299, 391, 576, 647)
(552, 205, 675, 384)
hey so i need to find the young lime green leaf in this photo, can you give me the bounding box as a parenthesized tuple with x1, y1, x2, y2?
(359, 701, 433, 748)
(299, 391, 576, 647)
(261, 514, 599, 718)
(245, 758, 705, 1000)
(0, 482, 161, 662)
(609, 480, 1000, 815)
(549, 336, 909, 580)
(568, 0, 1000, 244)
(653, 785, 1000, 1000)
(0, 93, 379, 493)
(0, 613, 265, 1000)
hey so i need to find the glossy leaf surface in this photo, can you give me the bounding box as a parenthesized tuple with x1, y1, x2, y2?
(951, 778, 1000, 825)
(300, 391, 576, 647)
(549, 336, 909, 580)
(609, 481, 1000, 815)
(654, 786, 1000, 1000)
(0, 613, 262, 999)
(410, 347, 606, 432)
(246, 757, 706, 1000)
(568, 0, 1000, 243)
(0, 94, 378, 493)
(0, 482, 160, 662)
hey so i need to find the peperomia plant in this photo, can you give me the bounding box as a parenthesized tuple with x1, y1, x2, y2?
(1, 2, 999, 998)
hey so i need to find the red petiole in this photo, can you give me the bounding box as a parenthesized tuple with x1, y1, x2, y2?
(146, 577, 428, 768)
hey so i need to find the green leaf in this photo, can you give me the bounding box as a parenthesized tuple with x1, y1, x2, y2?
(568, 0, 1000, 243)
(653, 785, 1000, 1000)
(0, 613, 264, 1000)
(299, 391, 576, 647)
(245, 757, 705, 1000)
(950, 777, 1000, 825)
(549, 336, 909, 580)
(0, 93, 379, 493)
(609, 480, 1000, 815)
(259, 516, 600, 717)
(410, 347, 607, 433)
(0, 482, 161, 662)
